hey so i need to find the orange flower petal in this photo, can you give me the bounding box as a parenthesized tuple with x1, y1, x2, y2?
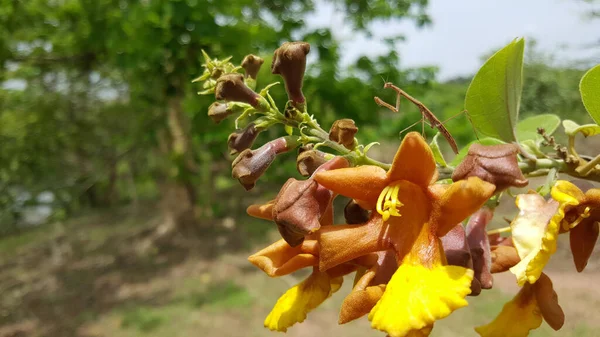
(387, 132, 437, 187)
(314, 166, 388, 207)
(318, 215, 390, 271)
(339, 285, 386, 324)
(431, 177, 496, 237)
(247, 200, 275, 220)
(533, 273, 564, 331)
(248, 239, 318, 276)
(569, 219, 599, 272)
(490, 245, 521, 273)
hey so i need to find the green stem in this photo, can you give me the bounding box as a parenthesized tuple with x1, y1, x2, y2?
(576, 154, 600, 176)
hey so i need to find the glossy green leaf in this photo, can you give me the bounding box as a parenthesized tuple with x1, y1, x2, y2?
(562, 120, 600, 137)
(580, 64, 600, 125)
(516, 114, 560, 142)
(450, 137, 506, 167)
(465, 38, 525, 142)
(429, 133, 448, 167)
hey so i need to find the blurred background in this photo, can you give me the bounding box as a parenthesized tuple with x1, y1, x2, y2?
(1, 0, 600, 336)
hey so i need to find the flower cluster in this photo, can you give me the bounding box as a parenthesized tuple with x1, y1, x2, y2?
(195, 41, 600, 337)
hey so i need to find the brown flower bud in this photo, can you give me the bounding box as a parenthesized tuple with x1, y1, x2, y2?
(440, 224, 480, 296)
(329, 119, 358, 149)
(296, 149, 328, 177)
(231, 137, 293, 190)
(215, 73, 262, 107)
(273, 156, 349, 246)
(228, 123, 261, 155)
(241, 54, 264, 80)
(271, 41, 310, 104)
(452, 143, 528, 192)
(466, 207, 494, 289)
(207, 102, 233, 124)
(344, 199, 370, 224)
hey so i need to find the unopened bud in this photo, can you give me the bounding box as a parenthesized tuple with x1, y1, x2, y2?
(329, 119, 358, 149)
(231, 137, 296, 190)
(228, 123, 262, 155)
(344, 199, 370, 224)
(241, 54, 264, 80)
(452, 143, 528, 192)
(208, 102, 233, 124)
(215, 74, 265, 109)
(440, 224, 480, 295)
(297, 150, 328, 177)
(466, 207, 494, 289)
(271, 42, 310, 105)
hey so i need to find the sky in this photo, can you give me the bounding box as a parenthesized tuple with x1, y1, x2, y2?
(308, 0, 600, 80)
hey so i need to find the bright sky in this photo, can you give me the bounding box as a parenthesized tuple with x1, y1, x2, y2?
(308, 0, 600, 80)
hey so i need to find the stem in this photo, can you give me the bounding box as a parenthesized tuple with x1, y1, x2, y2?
(576, 154, 600, 176)
(487, 226, 511, 235)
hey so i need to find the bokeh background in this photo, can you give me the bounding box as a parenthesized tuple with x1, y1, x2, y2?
(1, 0, 600, 336)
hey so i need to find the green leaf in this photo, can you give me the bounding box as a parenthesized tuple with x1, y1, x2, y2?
(516, 114, 560, 142)
(429, 133, 448, 167)
(520, 139, 547, 158)
(450, 137, 506, 167)
(580, 64, 600, 125)
(465, 38, 525, 142)
(562, 120, 600, 137)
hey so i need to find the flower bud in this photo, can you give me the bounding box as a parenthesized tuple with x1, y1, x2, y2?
(272, 156, 349, 246)
(466, 207, 494, 289)
(296, 149, 328, 177)
(207, 102, 234, 124)
(228, 123, 262, 155)
(440, 224, 480, 296)
(490, 245, 520, 273)
(344, 199, 370, 224)
(452, 143, 528, 192)
(329, 119, 358, 149)
(241, 54, 264, 80)
(271, 41, 310, 104)
(231, 137, 295, 190)
(215, 73, 263, 108)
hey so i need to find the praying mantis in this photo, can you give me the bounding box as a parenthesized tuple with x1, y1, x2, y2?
(374, 82, 478, 155)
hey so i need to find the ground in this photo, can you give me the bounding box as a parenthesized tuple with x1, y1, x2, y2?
(0, 202, 599, 337)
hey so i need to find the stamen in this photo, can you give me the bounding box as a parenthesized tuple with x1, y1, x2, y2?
(376, 182, 404, 222)
(486, 226, 512, 235)
(569, 206, 591, 229)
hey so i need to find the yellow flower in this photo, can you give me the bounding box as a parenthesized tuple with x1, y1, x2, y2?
(314, 132, 496, 336)
(369, 261, 473, 337)
(509, 193, 560, 286)
(264, 269, 343, 332)
(476, 273, 564, 337)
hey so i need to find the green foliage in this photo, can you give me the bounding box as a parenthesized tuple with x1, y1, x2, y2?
(562, 120, 600, 137)
(580, 64, 600, 124)
(121, 307, 165, 333)
(189, 281, 253, 309)
(465, 38, 525, 142)
(516, 114, 560, 142)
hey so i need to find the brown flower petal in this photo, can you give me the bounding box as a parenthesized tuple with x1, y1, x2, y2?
(247, 200, 275, 220)
(452, 143, 528, 192)
(339, 285, 386, 324)
(490, 245, 521, 273)
(271, 41, 310, 104)
(329, 119, 358, 149)
(533, 273, 565, 331)
(441, 224, 472, 268)
(466, 207, 494, 289)
(569, 218, 599, 272)
(241, 54, 264, 79)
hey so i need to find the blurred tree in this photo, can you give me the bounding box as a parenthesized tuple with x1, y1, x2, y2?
(0, 0, 433, 237)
